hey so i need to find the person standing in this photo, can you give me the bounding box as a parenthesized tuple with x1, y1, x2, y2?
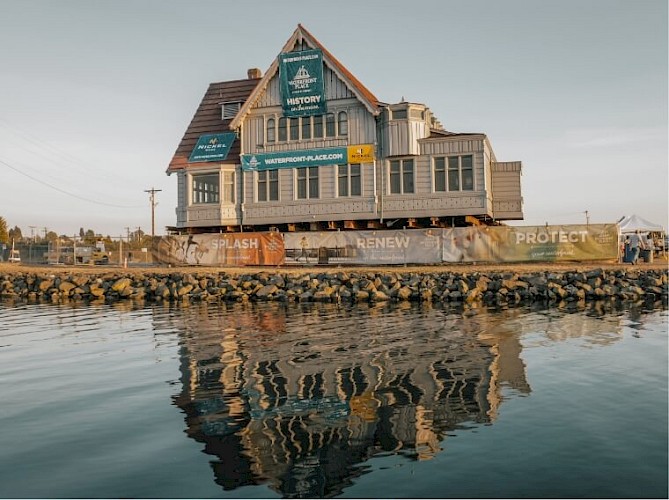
(628, 230, 646, 265)
(299, 236, 309, 263)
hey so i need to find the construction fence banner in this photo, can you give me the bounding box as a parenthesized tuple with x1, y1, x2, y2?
(441, 224, 620, 263)
(151, 232, 285, 266)
(284, 229, 442, 265)
(151, 224, 619, 266)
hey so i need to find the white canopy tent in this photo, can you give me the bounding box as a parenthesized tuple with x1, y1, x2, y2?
(618, 214, 665, 234)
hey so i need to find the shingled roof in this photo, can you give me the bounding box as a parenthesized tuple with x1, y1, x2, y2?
(166, 77, 260, 174)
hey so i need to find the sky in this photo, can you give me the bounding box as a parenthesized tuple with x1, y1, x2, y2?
(0, 0, 667, 238)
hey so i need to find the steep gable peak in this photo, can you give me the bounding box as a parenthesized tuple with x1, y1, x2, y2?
(229, 24, 379, 129)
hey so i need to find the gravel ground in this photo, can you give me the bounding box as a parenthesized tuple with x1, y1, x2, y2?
(1, 255, 667, 277)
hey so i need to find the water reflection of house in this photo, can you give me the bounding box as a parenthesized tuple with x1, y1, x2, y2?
(163, 303, 530, 497)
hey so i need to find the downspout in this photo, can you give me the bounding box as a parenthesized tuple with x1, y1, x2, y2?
(376, 114, 384, 224)
(237, 126, 244, 232)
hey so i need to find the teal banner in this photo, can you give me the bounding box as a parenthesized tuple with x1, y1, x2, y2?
(189, 133, 236, 163)
(279, 49, 326, 117)
(241, 147, 347, 171)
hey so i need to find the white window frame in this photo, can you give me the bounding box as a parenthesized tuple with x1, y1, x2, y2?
(446, 155, 475, 192)
(388, 158, 415, 195)
(191, 172, 220, 205)
(256, 170, 280, 202)
(295, 166, 320, 200)
(337, 163, 362, 197)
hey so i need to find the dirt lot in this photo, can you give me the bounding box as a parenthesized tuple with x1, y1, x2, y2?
(1, 255, 667, 277)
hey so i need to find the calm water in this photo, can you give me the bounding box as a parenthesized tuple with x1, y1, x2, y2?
(0, 299, 666, 499)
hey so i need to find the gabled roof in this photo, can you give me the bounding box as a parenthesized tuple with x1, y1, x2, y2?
(229, 24, 380, 130)
(166, 78, 260, 174)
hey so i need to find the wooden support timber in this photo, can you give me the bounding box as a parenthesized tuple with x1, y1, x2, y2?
(465, 216, 483, 227)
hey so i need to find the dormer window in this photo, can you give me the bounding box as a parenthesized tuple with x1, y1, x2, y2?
(391, 108, 407, 120)
(221, 101, 242, 120)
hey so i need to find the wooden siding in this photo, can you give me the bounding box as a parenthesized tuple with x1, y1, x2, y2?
(242, 163, 377, 225)
(491, 161, 523, 220)
(381, 119, 429, 157)
(243, 78, 377, 154)
(254, 67, 356, 108)
(243, 198, 376, 225)
(380, 193, 488, 219)
(176, 172, 187, 227)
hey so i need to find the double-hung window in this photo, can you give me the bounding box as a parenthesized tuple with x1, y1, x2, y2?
(389, 159, 414, 194)
(267, 118, 276, 143)
(222, 171, 235, 203)
(278, 117, 287, 141)
(192, 173, 219, 204)
(338, 164, 361, 197)
(447, 155, 474, 191)
(296, 167, 319, 199)
(289, 117, 299, 141)
(257, 170, 279, 202)
(434, 157, 447, 192)
(337, 111, 348, 136)
(301, 116, 312, 140)
(433, 155, 474, 191)
(325, 113, 336, 137)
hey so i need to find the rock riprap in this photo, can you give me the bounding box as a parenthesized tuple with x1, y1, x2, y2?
(0, 268, 667, 306)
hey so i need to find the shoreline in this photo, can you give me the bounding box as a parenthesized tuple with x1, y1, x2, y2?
(1, 261, 667, 307)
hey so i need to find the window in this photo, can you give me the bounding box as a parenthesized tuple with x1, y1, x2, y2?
(278, 117, 287, 141)
(289, 117, 299, 141)
(338, 164, 361, 197)
(301, 116, 312, 140)
(221, 101, 241, 120)
(337, 111, 348, 136)
(192, 173, 219, 204)
(389, 159, 414, 194)
(325, 113, 336, 137)
(267, 118, 275, 143)
(446, 155, 474, 192)
(434, 157, 446, 192)
(222, 171, 235, 203)
(297, 167, 319, 199)
(313, 115, 323, 138)
(270, 112, 346, 143)
(257, 170, 279, 202)
(391, 108, 407, 120)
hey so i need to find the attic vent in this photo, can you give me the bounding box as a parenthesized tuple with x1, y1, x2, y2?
(221, 101, 242, 120)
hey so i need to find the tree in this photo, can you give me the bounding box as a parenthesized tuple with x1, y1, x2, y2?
(84, 229, 96, 244)
(8, 226, 22, 242)
(0, 217, 7, 244)
(79, 227, 85, 238)
(46, 231, 58, 242)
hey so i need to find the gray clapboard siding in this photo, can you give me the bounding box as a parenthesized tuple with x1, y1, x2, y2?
(491, 161, 523, 219)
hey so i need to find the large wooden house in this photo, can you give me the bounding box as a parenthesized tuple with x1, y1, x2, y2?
(166, 25, 523, 234)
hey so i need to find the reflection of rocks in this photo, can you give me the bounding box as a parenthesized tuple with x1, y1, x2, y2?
(161, 302, 532, 497)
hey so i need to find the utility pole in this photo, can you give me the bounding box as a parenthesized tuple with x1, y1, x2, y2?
(144, 188, 162, 237)
(584, 210, 590, 226)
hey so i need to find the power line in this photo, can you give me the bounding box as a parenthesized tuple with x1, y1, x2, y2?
(0, 118, 123, 186)
(0, 157, 145, 209)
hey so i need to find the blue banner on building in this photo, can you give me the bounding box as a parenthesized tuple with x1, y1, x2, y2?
(241, 147, 347, 171)
(189, 133, 236, 163)
(279, 49, 326, 117)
